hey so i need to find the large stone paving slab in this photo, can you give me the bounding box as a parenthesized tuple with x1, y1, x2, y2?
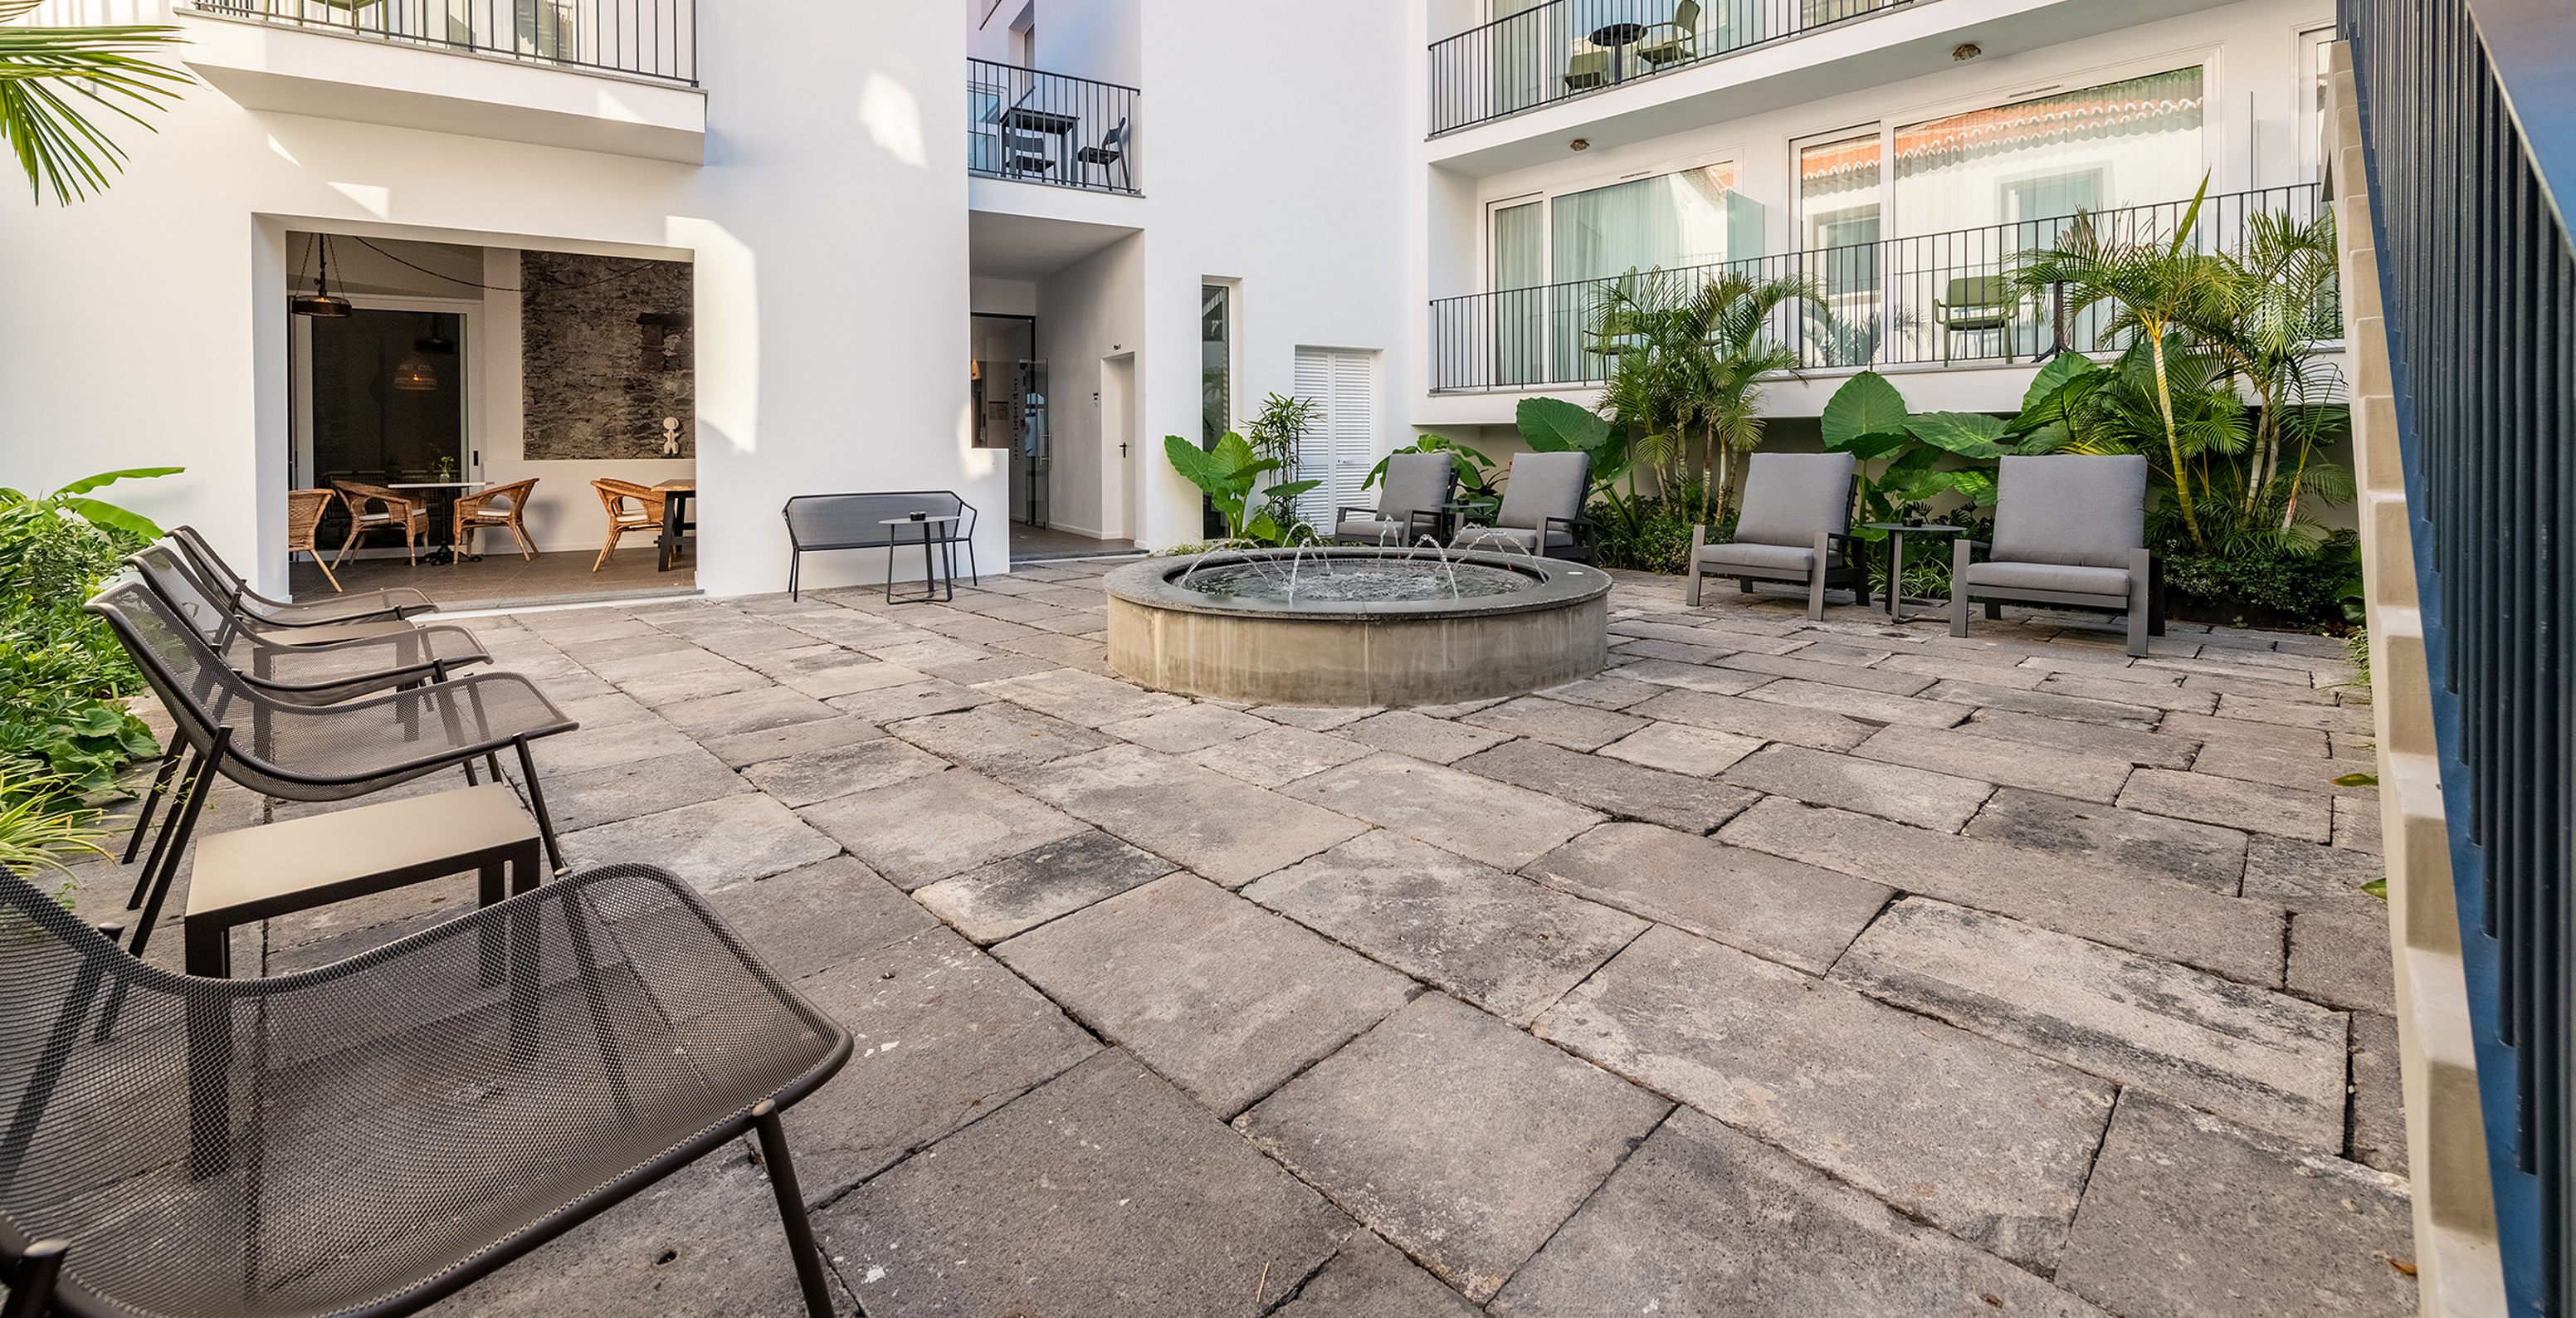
(1488, 1108, 2111, 1318)
(541, 747, 751, 832)
(883, 700, 1111, 776)
(2055, 1091, 2417, 1318)
(1596, 720, 1764, 776)
(738, 736, 949, 808)
(1959, 706, 2199, 768)
(787, 925, 1102, 1194)
(2288, 909, 2398, 1013)
(704, 855, 938, 981)
(1286, 753, 1603, 870)
(1832, 898, 2350, 1148)
(913, 828, 1178, 945)
(1243, 831, 1646, 1025)
(993, 874, 1414, 1115)
(818, 1049, 1355, 1318)
(798, 768, 1086, 889)
(1101, 702, 1271, 753)
(1236, 993, 1671, 1303)
(1016, 744, 1368, 886)
(559, 793, 842, 890)
(1536, 925, 2114, 1268)
(1625, 687, 1877, 751)
(973, 665, 1186, 727)
(1523, 823, 1890, 974)
(1722, 798, 2282, 984)
(1725, 743, 1993, 831)
(1855, 722, 2135, 803)
(2349, 1010, 2408, 1175)
(1461, 696, 1649, 751)
(1274, 1232, 1481, 1318)
(700, 715, 886, 769)
(1964, 788, 2248, 894)
(1339, 709, 1515, 764)
(2119, 768, 2335, 843)
(1193, 725, 1373, 788)
(1739, 678, 1973, 730)
(1455, 737, 1759, 833)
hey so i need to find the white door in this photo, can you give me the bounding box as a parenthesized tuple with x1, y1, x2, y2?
(1290, 348, 1374, 537)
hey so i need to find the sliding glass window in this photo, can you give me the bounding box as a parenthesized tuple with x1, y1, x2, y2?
(1892, 66, 2205, 241)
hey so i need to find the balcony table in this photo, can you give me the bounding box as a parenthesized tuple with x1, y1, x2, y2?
(1001, 105, 1081, 178)
(1863, 521, 1962, 623)
(1588, 22, 1647, 82)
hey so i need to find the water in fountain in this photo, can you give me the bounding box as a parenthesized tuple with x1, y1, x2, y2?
(1173, 532, 1539, 605)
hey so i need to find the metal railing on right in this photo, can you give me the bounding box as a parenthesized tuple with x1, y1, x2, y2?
(188, 0, 695, 84)
(1428, 183, 2325, 393)
(1430, 0, 1905, 135)
(968, 58, 1139, 195)
(2344, 0, 2576, 1310)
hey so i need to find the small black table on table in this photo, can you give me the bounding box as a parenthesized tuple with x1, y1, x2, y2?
(1864, 522, 1964, 623)
(883, 515, 964, 604)
(1588, 22, 1647, 81)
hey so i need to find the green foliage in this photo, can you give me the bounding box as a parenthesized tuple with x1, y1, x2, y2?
(1163, 434, 1319, 547)
(0, 761, 107, 884)
(1365, 435, 1500, 525)
(2157, 529, 2362, 630)
(0, 469, 174, 808)
(0, 0, 189, 205)
(1820, 370, 2012, 538)
(1242, 393, 1322, 533)
(1518, 395, 1642, 538)
(1588, 487, 1720, 575)
(1589, 269, 1822, 523)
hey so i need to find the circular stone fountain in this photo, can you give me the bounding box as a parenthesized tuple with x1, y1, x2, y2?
(1103, 547, 1611, 707)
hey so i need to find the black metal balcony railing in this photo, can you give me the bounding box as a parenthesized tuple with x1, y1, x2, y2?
(1431, 0, 1903, 135)
(968, 58, 1139, 195)
(1428, 183, 2325, 393)
(2345, 0, 2573, 1309)
(189, 0, 695, 84)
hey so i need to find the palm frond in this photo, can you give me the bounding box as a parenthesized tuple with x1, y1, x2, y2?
(0, 4, 188, 204)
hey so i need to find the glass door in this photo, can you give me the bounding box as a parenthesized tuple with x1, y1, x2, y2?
(1798, 129, 1883, 364)
(1490, 198, 1545, 386)
(304, 307, 467, 549)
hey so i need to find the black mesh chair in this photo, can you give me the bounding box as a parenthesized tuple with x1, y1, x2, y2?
(783, 491, 980, 600)
(85, 579, 578, 958)
(169, 524, 437, 630)
(0, 862, 852, 1318)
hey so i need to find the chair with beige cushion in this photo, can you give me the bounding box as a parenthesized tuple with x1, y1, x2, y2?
(1686, 452, 1869, 619)
(455, 477, 539, 564)
(329, 479, 427, 568)
(592, 478, 666, 571)
(1949, 454, 2164, 657)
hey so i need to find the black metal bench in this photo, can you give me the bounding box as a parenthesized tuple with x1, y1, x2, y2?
(783, 491, 979, 600)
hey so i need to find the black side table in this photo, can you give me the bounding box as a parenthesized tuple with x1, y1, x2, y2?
(882, 515, 962, 604)
(1863, 522, 1962, 623)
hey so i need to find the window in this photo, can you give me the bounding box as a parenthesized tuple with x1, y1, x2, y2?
(1891, 67, 2205, 237)
(1200, 283, 1232, 537)
(1799, 131, 1881, 299)
(1290, 348, 1374, 533)
(1491, 198, 1546, 387)
(1550, 163, 1743, 283)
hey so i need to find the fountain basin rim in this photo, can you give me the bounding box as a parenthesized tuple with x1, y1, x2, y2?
(1103, 547, 1610, 622)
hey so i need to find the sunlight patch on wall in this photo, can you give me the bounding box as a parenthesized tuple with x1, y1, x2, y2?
(859, 73, 927, 170)
(328, 182, 389, 218)
(667, 217, 759, 455)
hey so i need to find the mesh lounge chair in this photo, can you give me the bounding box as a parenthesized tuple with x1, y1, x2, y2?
(1450, 452, 1595, 562)
(171, 525, 437, 631)
(0, 862, 851, 1318)
(85, 578, 578, 957)
(129, 546, 488, 701)
(1334, 453, 1456, 546)
(1686, 452, 1871, 620)
(1949, 454, 2164, 657)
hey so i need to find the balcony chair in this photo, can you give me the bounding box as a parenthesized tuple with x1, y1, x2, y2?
(0, 861, 851, 1318)
(329, 478, 428, 568)
(1076, 116, 1129, 190)
(285, 487, 343, 593)
(1949, 454, 2164, 657)
(590, 479, 669, 571)
(455, 476, 540, 563)
(171, 524, 437, 632)
(85, 578, 578, 958)
(1635, 0, 1703, 69)
(1685, 452, 1871, 620)
(1450, 452, 1595, 562)
(1006, 132, 1055, 176)
(1563, 50, 1611, 90)
(1334, 452, 1456, 547)
(1936, 275, 2021, 364)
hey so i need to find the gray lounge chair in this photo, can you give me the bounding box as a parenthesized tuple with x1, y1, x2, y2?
(1686, 452, 1870, 619)
(1949, 454, 2164, 657)
(1450, 452, 1594, 561)
(1335, 452, 1456, 546)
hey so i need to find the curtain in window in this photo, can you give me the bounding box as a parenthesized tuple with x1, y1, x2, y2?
(1550, 164, 1738, 282)
(1892, 66, 2204, 237)
(1493, 202, 1547, 386)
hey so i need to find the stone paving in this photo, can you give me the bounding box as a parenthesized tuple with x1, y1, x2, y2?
(64, 561, 2417, 1317)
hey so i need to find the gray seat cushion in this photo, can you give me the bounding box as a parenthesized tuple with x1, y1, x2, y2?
(1991, 455, 2146, 568)
(1734, 452, 1856, 549)
(1697, 541, 1813, 573)
(1451, 525, 1573, 553)
(1961, 559, 2134, 598)
(1336, 517, 1411, 543)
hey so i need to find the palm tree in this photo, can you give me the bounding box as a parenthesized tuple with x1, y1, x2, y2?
(0, 0, 187, 205)
(1593, 268, 1821, 523)
(2014, 178, 2236, 552)
(2195, 208, 2344, 522)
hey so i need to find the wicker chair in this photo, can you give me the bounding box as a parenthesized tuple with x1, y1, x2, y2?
(85, 578, 578, 957)
(330, 479, 428, 568)
(455, 477, 539, 564)
(170, 525, 437, 632)
(285, 488, 342, 592)
(590, 479, 666, 571)
(0, 862, 852, 1318)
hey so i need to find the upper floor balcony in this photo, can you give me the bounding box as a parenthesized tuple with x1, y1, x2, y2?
(1428, 183, 2328, 392)
(968, 57, 1139, 196)
(191, 0, 695, 84)
(1431, 0, 1905, 136)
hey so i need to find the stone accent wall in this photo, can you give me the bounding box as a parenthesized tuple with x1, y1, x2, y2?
(520, 251, 694, 461)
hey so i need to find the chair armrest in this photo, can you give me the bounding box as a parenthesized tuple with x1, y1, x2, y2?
(1334, 506, 1379, 522)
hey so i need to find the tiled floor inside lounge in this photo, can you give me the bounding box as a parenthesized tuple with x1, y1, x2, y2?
(288, 544, 695, 608)
(66, 563, 2413, 1317)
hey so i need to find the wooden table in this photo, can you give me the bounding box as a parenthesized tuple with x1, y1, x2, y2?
(654, 479, 695, 571)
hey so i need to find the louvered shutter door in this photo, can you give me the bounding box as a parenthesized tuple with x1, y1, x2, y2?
(1290, 348, 1376, 535)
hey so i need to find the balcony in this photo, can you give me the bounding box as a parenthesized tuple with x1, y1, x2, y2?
(1431, 0, 1905, 136)
(1429, 183, 2325, 392)
(189, 0, 695, 84)
(968, 58, 1139, 196)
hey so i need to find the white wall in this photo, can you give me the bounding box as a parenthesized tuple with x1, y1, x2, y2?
(1035, 233, 1144, 539)
(1, 0, 978, 599)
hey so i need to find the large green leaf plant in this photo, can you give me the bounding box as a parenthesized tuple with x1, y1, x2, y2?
(0, 467, 178, 807)
(1163, 433, 1320, 547)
